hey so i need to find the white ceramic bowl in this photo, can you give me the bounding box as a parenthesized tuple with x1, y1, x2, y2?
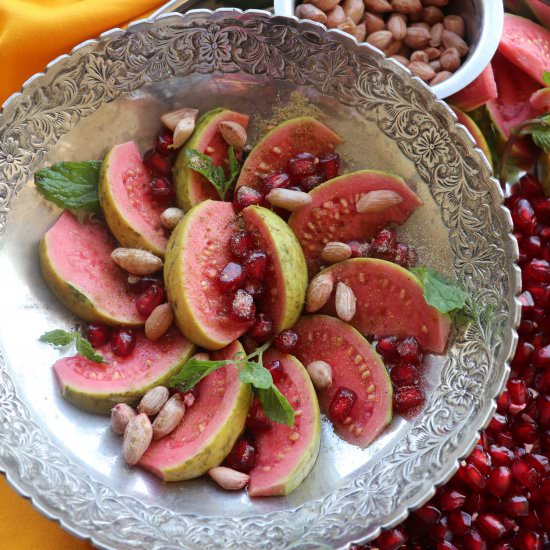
(274, 0, 504, 100)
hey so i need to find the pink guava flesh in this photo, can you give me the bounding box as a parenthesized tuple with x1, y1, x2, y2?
(106, 141, 167, 253)
(43, 211, 141, 324)
(448, 64, 498, 112)
(321, 258, 451, 353)
(248, 350, 319, 497)
(54, 329, 192, 396)
(292, 315, 392, 447)
(139, 341, 244, 477)
(288, 170, 422, 275)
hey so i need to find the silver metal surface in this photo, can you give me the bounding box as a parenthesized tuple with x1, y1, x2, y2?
(274, 0, 504, 101)
(0, 8, 519, 549)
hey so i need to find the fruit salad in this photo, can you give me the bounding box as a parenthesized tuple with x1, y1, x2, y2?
(36, 107, 468, 497)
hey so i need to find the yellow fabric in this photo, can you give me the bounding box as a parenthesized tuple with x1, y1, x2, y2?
(0, 1, 164, 546)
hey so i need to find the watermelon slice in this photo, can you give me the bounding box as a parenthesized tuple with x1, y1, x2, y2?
(525, 0, 550, 29)
(318, 258, 451, 353)
(292, 315, 392, 448)
(54, 329, 194, 414)
(247, 349, 320, 497)
(39, 211, 143, 327)
(235, 117, 342, 192)
(140, 341, 252, 481)
(288, 170, 422, 275)
(173, 108, 249, 211)
(99, 141, 167, 256)
(499, 13, 550, 85)
(448, 64, 498, 112)
(451, 106, 493, 166)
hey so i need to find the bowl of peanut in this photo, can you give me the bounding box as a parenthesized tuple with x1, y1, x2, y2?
(274, 0, 504, 100)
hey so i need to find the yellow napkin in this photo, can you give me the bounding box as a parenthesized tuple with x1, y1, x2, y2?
(0, 2, 166, 546)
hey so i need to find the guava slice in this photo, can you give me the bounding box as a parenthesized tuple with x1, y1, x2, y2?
(451, 106, 493, 166)
(499, 13, 550, 85)
(292, 315, 392, 447)
(487, 52, 540, 160)
(448, 64, 498, 112)
(164, 200, 249, 350)
(140, 340, 252, 481)
(242, 205, 308, 333)
(173, 108, 249, 211)
(319, 258, 451, 353)
(235, 116, 342, 192)
(525, 0, 550, 30)
(99, 141, 167, 256)
(53, 329, 194, 414)
(288, 170, 422, 275)
(248, 349, 320, 497)
(39, 211, 143, 327)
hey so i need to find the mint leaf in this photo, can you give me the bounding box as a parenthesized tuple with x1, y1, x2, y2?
(167, 356, 234, 392)
(185, 147, 240, 200)
(257, 386, 295, 426)
(39, 329, 75, 347)
(531, 128, 550, 154)
(239, 361, 273, 389)
(75, 334, 107, 364)
(35, 161, 102, 213)
(410, 267, 468, 314)
(543, 71, 550, 86)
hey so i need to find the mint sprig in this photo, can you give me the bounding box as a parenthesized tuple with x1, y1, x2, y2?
(40, 329, 106, 363)
(185, 147, 240, 200)
(35, 161, 102, 213)
(168, 342, 295, 426)
(410, 267, 468, 315)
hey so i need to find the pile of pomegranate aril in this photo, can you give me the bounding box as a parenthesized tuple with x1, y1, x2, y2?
(85, 323, 137, 358)
(143, 130, 177, 204)
(353, 174, 550, 550)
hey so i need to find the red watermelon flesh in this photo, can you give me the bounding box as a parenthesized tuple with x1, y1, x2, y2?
(319, 258, 451, 353)
(499, 13, 550, 85)
(448, 64, 498, 112)
(54, 328, 194, 414)
(288, 170, 422, 275)
(247, 350, 320, 497)
(292, 315, 392, 448)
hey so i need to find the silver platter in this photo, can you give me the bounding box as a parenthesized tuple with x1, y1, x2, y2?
(0, 8, 520, 549)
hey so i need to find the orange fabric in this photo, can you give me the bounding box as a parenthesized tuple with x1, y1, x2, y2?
(0, 1, 165, 546)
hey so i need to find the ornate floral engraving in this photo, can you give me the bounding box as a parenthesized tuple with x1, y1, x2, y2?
(0, 11, 519, 549)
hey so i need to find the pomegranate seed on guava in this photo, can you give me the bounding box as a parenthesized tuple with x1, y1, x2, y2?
(244, 250, 268, 281)
(111, 328, 136, 357)
(224, 438, 256, 473)
(127, 275, 161, 294)
(318, 152, 340, 180)
(248, 313, 274, 343)
(274, 330, 299, 353)
(85, 323, 111, 348)
(328, 387, 357, 423)
(262, 172, 290, 192)
(150, 176, 174, 201)
(393, 386, 424, 413)
(229, 230, 255, 259)
(297, 173, 324, 192)
(234, 186, 263, 210)
(347, 240, 370, 258)
(143, 149, 172, 176)
(370, 228, 397, 258)
(393, 242, 411, 267)
(218, 262, 246, 293)
(287, 152, 317, 177)
(247, 399, 272, 431)
(396, 336, 422, 364)
(135, 284, 165, 317)
(376, 336, 399, 360)
(230, 289, 256, 322)
(243, 279, 265, 298)
(267, 359, 284, 384)
(155, 131, 174, 155)
(390, 362, 418, 386)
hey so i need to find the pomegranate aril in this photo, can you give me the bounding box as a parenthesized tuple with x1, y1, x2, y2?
(468, 445, 492, 475)
(144, 149, 172, 176)
(460, 463, 487, 491)
(440, 489, 466, 511)
(390, 362, 418, 386)
(370, 228, 397, 258)
(533, 345, 550, 369)
(512, 419, 539, 443)
(267, 359, 284, 384)
(522, 236, 543, 260)
(513, 198, 537, 235)
(155, 131, 174, 155)
(375, 527, 407, 550)
(347, 240, 370, 258)
(512, 340, 535, 369)
(462, 529, 487, 550)
(243, 279, 265, 298)
(234, 186, 263, 210)
(488, 466, 512, 497)
(230, 289, 256, 322)
(490, 413, 509, 433)
(503, 494, 530, 517)
(376, 336, 399, 360)
(111, 328, 136, 357)
(448, 510, 472, 535)
(518, 290, 536, 318)
(328, 386, 357, 423)
(464, 492, 486, 514)
(476, 512, 508, 540)
(489, 444, 514, 466)
(414, 505, 442, 524)
(229, 230, 255, 259)
(394, 386, 424, 413)
(517, 529, 543, 550)
(519, 174, 543, 197)
(218, 262, 246, 293)
(136, 284, 165, 317)
(85, 323, 111, 348)
(437, 541, 458, 550)
(396, 336, 422, 364)
(127, 275, 160, 294)
(434, 517, 453, 541)
(287, 152, 317, 177)
(224, 438, 256, 473)
(274, 330, 299, 353)
(248, 313, 274, 343)
(246, 400, 272, 431)
(297, 173, 324, 192)
(262, 172, 290, 192)
(318, 152, 340, 180)
(524, 259, 550, 283)
(150, 176, 174, 201)
(518, 319, 538, 336)
(538, 395, 550, 426)
(508, 379, 528, 406)
(244, 250, 268, 281)
(496, 391, 511, 414)
(512, 459, 540, 489)
(528, 284, 550, 308)
(533, 197, 550, 220)
(393, 242, 412, 267)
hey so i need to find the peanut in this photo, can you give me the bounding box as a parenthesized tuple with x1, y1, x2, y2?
(404, 26, 431, 49)
(384, 40, 403, 56)
(354, 22, 367, 42)
(342, 0, 364, 24)
(337, 18, 357, 34)
(387, 13, 407, 41)
(430, 71, 452, 85)
(440, 47, 461, 72)
(409, 61, 436, 82)
(367, 30, 393, 50)
(430, 22, 444, 47)
(422, 6, 444, 25)
(391, 54, 410, 67)
(364, 0, 392, 13)
(326, 5, 346, 27)
(442, 30, 469, 56)
(410, 50, 429, 64)
(295, 3, 328, 23)
(364, 12, 386, 34)
(308, 0, 339, 10)
(391, 0, 422, 15)
(443, 15, 465, 38)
